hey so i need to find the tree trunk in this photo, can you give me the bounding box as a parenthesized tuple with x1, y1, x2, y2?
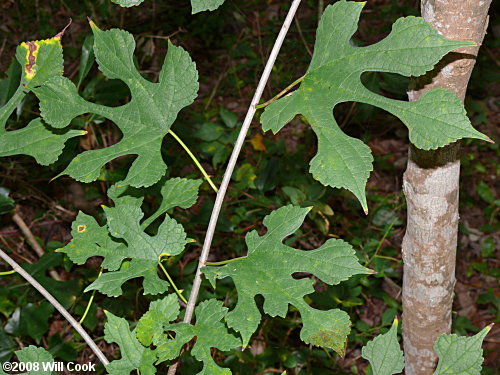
(402, 1, 492, 374)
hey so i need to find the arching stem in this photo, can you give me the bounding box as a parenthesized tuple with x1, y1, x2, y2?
(254, 75, 304, 109)
(0, 269, 16, 276)
(158, 260, 187, 304)
(80, 268, 103, 324)
(205, 256, 247, 266)
(167, 2, 304, 374)
(168, 130, 219, 193)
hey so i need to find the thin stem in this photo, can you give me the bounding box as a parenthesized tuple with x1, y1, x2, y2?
(168, 130, 219, 193)
(79, 290, 96, 324)
(374, 255, 400, 262)
(205, 256, 247, 266)
(12, 212, 62, 281)
(365, 216, 398, 266)
(294, 17, 312, 56)
(0, 269, 16, 276)
(0, 248, 109, 366)
(167, 2, 303, 374)
(80, 268, 103, 324)
(158, 261, 187, 304)
(254, 75, 304, 109)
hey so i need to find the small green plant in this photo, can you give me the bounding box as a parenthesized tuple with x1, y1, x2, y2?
(360, 319, 491, 375)
(0, 1, 492, 374)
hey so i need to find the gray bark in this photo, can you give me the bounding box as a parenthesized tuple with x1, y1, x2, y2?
(402, 0, 492, 374)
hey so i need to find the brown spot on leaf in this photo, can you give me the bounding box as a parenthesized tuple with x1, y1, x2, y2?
(25, 41, 38, 77)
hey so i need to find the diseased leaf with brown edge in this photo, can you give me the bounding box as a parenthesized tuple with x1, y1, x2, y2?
(0, 28, 83, 165)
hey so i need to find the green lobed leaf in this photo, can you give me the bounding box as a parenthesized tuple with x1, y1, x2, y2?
(156, 299, 241, 375)
(0, 31, 83, 165)
(58, 178, 200, 296)
(0, 346, 54, 375)
(104, 311, 157, 375)
(0, 119, 84, 165)
(433, 325, 491, 375)
(136, 294, 180, 346)
(361, 318, 404, 375)
(34, 21, 199, 187)
(203, 205, 371, 354)
(260, 0, 488, 212)
(140, 177, 203, 229)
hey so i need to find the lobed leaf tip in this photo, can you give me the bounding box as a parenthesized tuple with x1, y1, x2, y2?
(393, 317, 399, 326)
(485, 323, 494, 331)
(49, 173, 63, 183)
(54, 248, 61, 253)
(363, 207, 369, 215)
(307, 206, 314, 212)
(485, 136, 494, 144)
(87, 17, 98, 30)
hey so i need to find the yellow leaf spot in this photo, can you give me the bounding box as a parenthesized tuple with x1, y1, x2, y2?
(77, 225, 87, 233)
(250, 133, 266, 151)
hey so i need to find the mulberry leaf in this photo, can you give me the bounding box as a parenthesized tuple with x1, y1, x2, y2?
(136, 294, 180, 346)
(104, 311, 157, 375)
(433, 325, 491, 375)
(361, 318, 404, 375)
(0, 346, 54, 375)
(58, 178, 200, 296)
(260, 1, 489, 212)
(203, 205, 371, 355)
(33, 21, 199, 187)
(155, 299, 241, 375)
(140, 177, 202, 229)
(0, 31, 83, 165)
